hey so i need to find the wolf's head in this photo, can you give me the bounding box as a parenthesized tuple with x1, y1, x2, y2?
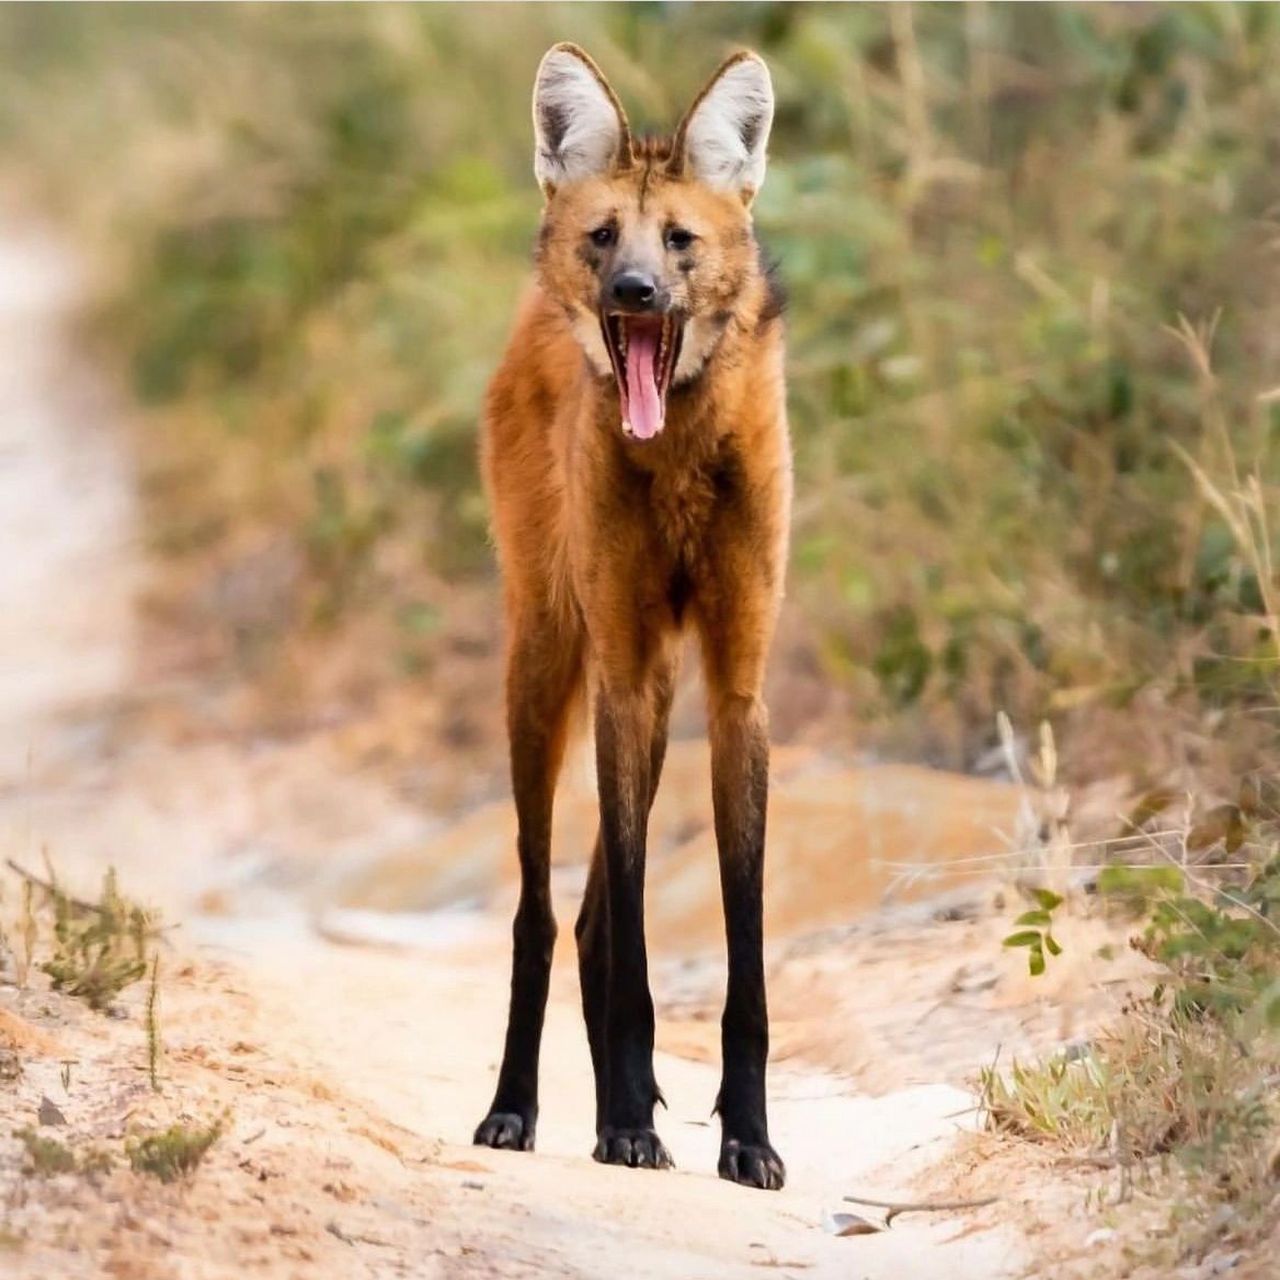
(531, 43, 776, 441)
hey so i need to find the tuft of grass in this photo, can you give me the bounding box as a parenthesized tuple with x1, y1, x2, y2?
(982, 1000, 1272, 1160)
(14, 1127, 77, 1177)
(13, 1129, 117, 1180)
(126, 1114, 225, 1183)
(40, 868, 155, 1011)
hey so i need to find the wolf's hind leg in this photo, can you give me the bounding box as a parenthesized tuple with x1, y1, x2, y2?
(576, 655, 675, 1142)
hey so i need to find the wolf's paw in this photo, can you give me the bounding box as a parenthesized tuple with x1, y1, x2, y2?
(718, 1138, 785, 1190)
(473, 1110, 535, 1152)
(592, 1127, 674, 1170)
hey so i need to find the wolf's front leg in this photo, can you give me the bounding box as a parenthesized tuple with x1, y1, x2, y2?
(707, 686, 784, 1189)
(474, 617, 581, 1152)
(590, 681, 673, 1170)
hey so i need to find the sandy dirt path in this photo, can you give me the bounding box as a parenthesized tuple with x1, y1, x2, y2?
(0, 224, 1039, 1278)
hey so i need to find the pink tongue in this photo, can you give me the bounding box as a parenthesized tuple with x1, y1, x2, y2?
(624, 325, 664, 440)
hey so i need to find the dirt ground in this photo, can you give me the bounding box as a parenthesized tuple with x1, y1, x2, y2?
(0, 225, 1150, 1279)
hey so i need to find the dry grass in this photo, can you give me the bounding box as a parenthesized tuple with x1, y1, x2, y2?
(13, 1128, 76, 1178)
(984, 999, 1275, 1159)
(980, 814, 1280, 1273)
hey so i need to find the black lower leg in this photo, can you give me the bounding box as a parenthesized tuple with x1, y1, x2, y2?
(474, 625, 576, 1153)
(591, 684, 671, 1170)
(474, 878, 556, 1150)
(576, 661, 674, 1141)
(711, 695, 785, 1190)
(574, 841, 610, 1133)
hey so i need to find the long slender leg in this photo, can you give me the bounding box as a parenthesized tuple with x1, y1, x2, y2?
(707, 687, 784, 1188)
(474, 613, 583, 1151)
(589, 668, 672, 1169)
(699, 596, 786, 1190)
(575, 656, 676, 1137)
(574, 840, 610, 1133)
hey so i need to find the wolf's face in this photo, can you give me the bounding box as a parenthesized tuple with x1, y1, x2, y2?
(531, 45, 774, 441)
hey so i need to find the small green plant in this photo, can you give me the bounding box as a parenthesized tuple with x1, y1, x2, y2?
(1095, 852, 1280, 1024)
(1139, 858, 1280, 1024)
(18, 880, 35, 988)
(146, 953, 162, 1092)
(14, 1127, 76, 1177)
(41, 869, 154, 1011)
(127, 1114, 225, 1183)
(1002, 888, 1065, 976)
(1096, 863, 1185, 914)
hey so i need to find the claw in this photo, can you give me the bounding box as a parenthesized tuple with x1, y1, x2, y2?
(719, 1138, 786, 1190)
(474, 1110, 536, 1152)
(593, 1127, 674, 1171)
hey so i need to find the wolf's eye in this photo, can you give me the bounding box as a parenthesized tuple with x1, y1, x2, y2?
(665, 227, 695, 252)
(589, 225, 616, 248)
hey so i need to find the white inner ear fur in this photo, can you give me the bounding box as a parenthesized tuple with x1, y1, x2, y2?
(682, 56, 774, 199)
(533, 47, 624, 191)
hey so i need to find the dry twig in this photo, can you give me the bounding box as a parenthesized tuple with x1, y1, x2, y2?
(842, 1193, 998, 1226)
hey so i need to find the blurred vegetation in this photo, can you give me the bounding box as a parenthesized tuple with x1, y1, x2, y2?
(1, 2, 1278, 771)
(984, 823, 1280, 1272)
(41, 868, 155, 1013)
(126, 1114, 225, 1183)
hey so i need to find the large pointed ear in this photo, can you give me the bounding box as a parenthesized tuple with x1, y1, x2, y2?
(672, 52, 774, 203)
(532, 43, 632, 197)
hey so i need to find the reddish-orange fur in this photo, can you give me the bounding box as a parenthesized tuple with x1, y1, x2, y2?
(474, 44, 790, 1190)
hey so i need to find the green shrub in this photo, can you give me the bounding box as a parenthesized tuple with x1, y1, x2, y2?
(985, 833, 1280, 1270)
(41, 869, 154, 1012)
(127, 1115, 225, 1183)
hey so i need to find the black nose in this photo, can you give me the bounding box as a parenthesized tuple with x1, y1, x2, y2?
(609, 270, 658, 312)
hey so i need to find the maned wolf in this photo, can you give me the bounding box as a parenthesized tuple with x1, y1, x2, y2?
(473, 42, 789, 1190)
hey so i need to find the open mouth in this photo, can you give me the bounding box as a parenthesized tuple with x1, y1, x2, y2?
(599, 313, 684, 441)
